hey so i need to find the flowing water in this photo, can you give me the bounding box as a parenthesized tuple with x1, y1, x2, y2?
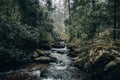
(0, 47, 87, 80)
(40, 51, 87, 80)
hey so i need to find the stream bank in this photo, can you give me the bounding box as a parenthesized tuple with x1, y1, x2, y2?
(70, 44, 120, 80)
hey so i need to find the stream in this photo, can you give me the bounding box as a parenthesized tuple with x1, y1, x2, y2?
(0, 46, 88, 80)
(40, 51, 87, 80)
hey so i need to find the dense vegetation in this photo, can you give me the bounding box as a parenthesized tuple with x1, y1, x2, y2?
(65, 0, 120, 80)
(65, 0, 120, 48)
(0, 0, 56, 71)
(0, 0, 120, 80)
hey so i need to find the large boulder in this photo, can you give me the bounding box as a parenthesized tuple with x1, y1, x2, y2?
(32, 49, 51, 58)
(0, 63, 49, 80)
(32, 49, 56, 63)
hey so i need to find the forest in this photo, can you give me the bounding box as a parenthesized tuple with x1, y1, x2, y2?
(0, 0, 120, 80)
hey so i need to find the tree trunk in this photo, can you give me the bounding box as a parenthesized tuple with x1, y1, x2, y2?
(113, 0, 117, 40)
(92, 0, 96, 40)
(68, 0, 70, 20)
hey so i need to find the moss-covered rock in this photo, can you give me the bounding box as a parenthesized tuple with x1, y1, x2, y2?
(73, 45, 120, 80)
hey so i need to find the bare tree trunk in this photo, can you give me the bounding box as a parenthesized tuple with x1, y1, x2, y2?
(91, 0, 96, 41)
(113, 0, 117, 40)
(68, 0, 70, 20)
(116, 0, 119, 39)
(93, 0, 96, 34)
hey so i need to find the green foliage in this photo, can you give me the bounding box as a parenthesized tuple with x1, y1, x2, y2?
(65, 0, 120, 80)
(65, 0, 120, 48)
(0, 0, 56, 70)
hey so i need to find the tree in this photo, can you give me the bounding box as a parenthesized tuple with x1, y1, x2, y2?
(65, 0, 120, 46)
(0, 0, 55, 71)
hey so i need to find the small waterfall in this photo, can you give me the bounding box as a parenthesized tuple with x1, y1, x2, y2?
(0, 43, 87, 80)
(40, 46, 86, 80)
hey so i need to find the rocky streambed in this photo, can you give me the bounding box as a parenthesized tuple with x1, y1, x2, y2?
(1, 43, 119, 80)
(0, 46, 88, 80)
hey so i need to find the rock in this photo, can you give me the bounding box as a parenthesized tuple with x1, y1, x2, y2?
(32, 51, 39, 58)
(32, 49, 44, 58)
(30, 70, 41, 78)
(43, 51, 51, 56)
(32, 49, 52, 58)
(34, 56, 56, 63)
(24, 63, 49, 70)
(48, 54, 55, 58)
(34, 56, 50, 60)
(36, 49, 44, 56)
(72, 57, 79, 61)
(36, 49, 51, 56)
(0, 73, 35, 80)
(32, 49, 56, 63)
(74, 58, 82, 63)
